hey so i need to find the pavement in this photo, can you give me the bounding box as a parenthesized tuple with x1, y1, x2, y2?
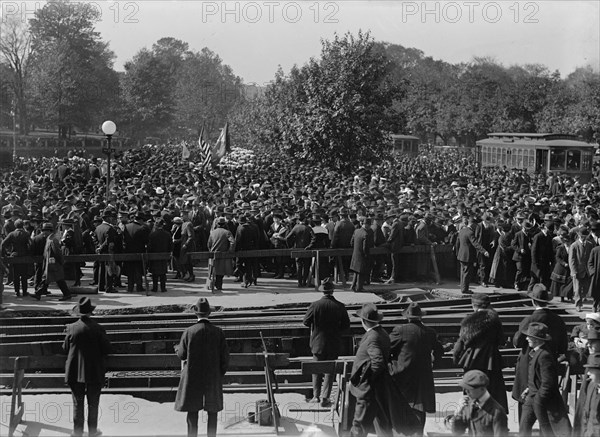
(0, 265, 589, 436)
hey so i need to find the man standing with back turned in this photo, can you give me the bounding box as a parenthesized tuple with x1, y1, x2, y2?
(63, 297, 111, 437)
(303, 277, 350, 407)
(175, 297, 229, 437)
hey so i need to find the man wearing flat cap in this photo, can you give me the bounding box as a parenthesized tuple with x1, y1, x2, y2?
(175, 298, 229, 437)
(518, 323, 571, 436)
(447, 370, 508, 437)
(303, 277, 350, 407)
(389, 302, 443, 434)
(63, 297, 111, 437)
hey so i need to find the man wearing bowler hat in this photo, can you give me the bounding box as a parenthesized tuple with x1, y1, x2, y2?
(587, 227, 600, 312)
(174, 298, 229, 437)
(573, 351, 600, 436)
(447, 369, 508, 437)
(349, 303, 391, 436)
(63, 297, 111, 437)
(389, 302, 443, 435)
(512, 284, 568, 418)
(518, 323, 571, 436)
(303, 277, 350, 407)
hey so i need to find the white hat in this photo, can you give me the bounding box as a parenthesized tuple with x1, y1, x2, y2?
(156, 187, 164, 195)
(585, 313, 600, 324)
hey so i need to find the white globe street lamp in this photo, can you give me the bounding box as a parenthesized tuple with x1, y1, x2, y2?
(101, 120, 117, 204)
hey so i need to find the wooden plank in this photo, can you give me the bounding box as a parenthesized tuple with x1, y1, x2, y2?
(301, 360, 347, 375)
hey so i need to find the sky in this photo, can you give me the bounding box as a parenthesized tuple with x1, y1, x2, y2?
(7, 1, 600, 84)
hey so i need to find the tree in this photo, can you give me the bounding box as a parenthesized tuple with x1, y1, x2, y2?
(174, 48, 242, 137)
(27, 0, 118, 138)
(0, 15, 32, 134)
(255, 31, 399, 170)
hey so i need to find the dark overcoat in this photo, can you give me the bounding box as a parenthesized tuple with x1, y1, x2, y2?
(511, 308, 568, 402)
(386, 220, 404, 252)
(350, 227, 373, 274)
(531, 230, 553, 277)
(123, 220, 149, 253)
(523, 346, 572, 435)
(62, 317, 111, 384)
(147, 228, 172, 275)
(174, 320, 229, 412)
(302, 294, 350, 356)
(451, 395, 508, 437)
(587, 245, 600, 303)
(573, 377, 600, 437)
(1, 228, 31, 256)
(389, 320, 443, 413)
(511, 230, 532, 263)
(350, 326, 419, 435)
(207, 227, 235, 276)
(43, 235, 65, 283)
(331, 219, 354, 248)
(455, 226, 486, 263)
(452, 309, 508, 411)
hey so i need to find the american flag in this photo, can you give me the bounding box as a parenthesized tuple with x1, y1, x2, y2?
(198, 126, 212, 170)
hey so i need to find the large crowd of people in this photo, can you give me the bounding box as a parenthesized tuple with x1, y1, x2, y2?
(2, 144, 600, 309)
(2, 142, 600, 435)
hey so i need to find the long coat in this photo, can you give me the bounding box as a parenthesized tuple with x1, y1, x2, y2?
(531, 230, 553, 278)
(573, 377, 600, 437)
(452, 309, 508, 411)
(62, 317, 111, 384)
(512, 308, 568, 402)
(389, 320, 443, 413)
(551, 244, 572, 298)
(331, 219, 354, 248)
(523, 346, 572, 435)
(350, 326, 419, 435)
(302, 294, 350, 356)
(207, 227, 235, 276)
(174, 320, 230, 412)
(350, 227, 373, 274)
(587, 245, 600, 303)
(455, 226, 486, 263)
(43, 235, 65, 283)
(570, 238, 594, 279)
(147, 228, 172, 275)
(179, 221, 196, 264)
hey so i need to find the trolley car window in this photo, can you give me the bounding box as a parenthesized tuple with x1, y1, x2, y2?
(550, 150, 566, 170)
(567, 150, 581, 170)
(582, 152, 592, 171)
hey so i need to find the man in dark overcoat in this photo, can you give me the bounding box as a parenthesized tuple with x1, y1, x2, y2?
(95, 210, 118, 293)
(518, 323, 572, 436)
(286, 215, 314, 287)
(235, 214, 258, 287)
(147, 218, 172, 292)
(331, 207, 355, 281)
(452, 293, 508, 411)
(350, 217, 374, 292)
(180, 211, 197, 282)
(385, 212, 406, 284)
(512, 284, 568, 419)
(63, 297, 111, 437)
(175, 298, 229, 437)
(32, 222, 72, 300)
(512, 221, 534, 291)
(1, 218, 32, 296)
(455, 216, 489, 294)
(207, 217, 235, 291)
(123, 212, 150, 292)
(389, 302, 443, 435)
(303, 277, 350, 407)
(529, 218, 554, 290)
(587, 232, 600, 312)
(349, 303, 418, 437)
(573, 351, 600, 437)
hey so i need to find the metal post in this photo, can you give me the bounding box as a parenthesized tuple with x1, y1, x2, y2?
(12, 100, 17, 159)
(105, 135, 112, 204)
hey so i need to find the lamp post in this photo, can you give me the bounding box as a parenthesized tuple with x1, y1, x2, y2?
(11, 99, 17, 159)
(101, 120, 117, 204)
